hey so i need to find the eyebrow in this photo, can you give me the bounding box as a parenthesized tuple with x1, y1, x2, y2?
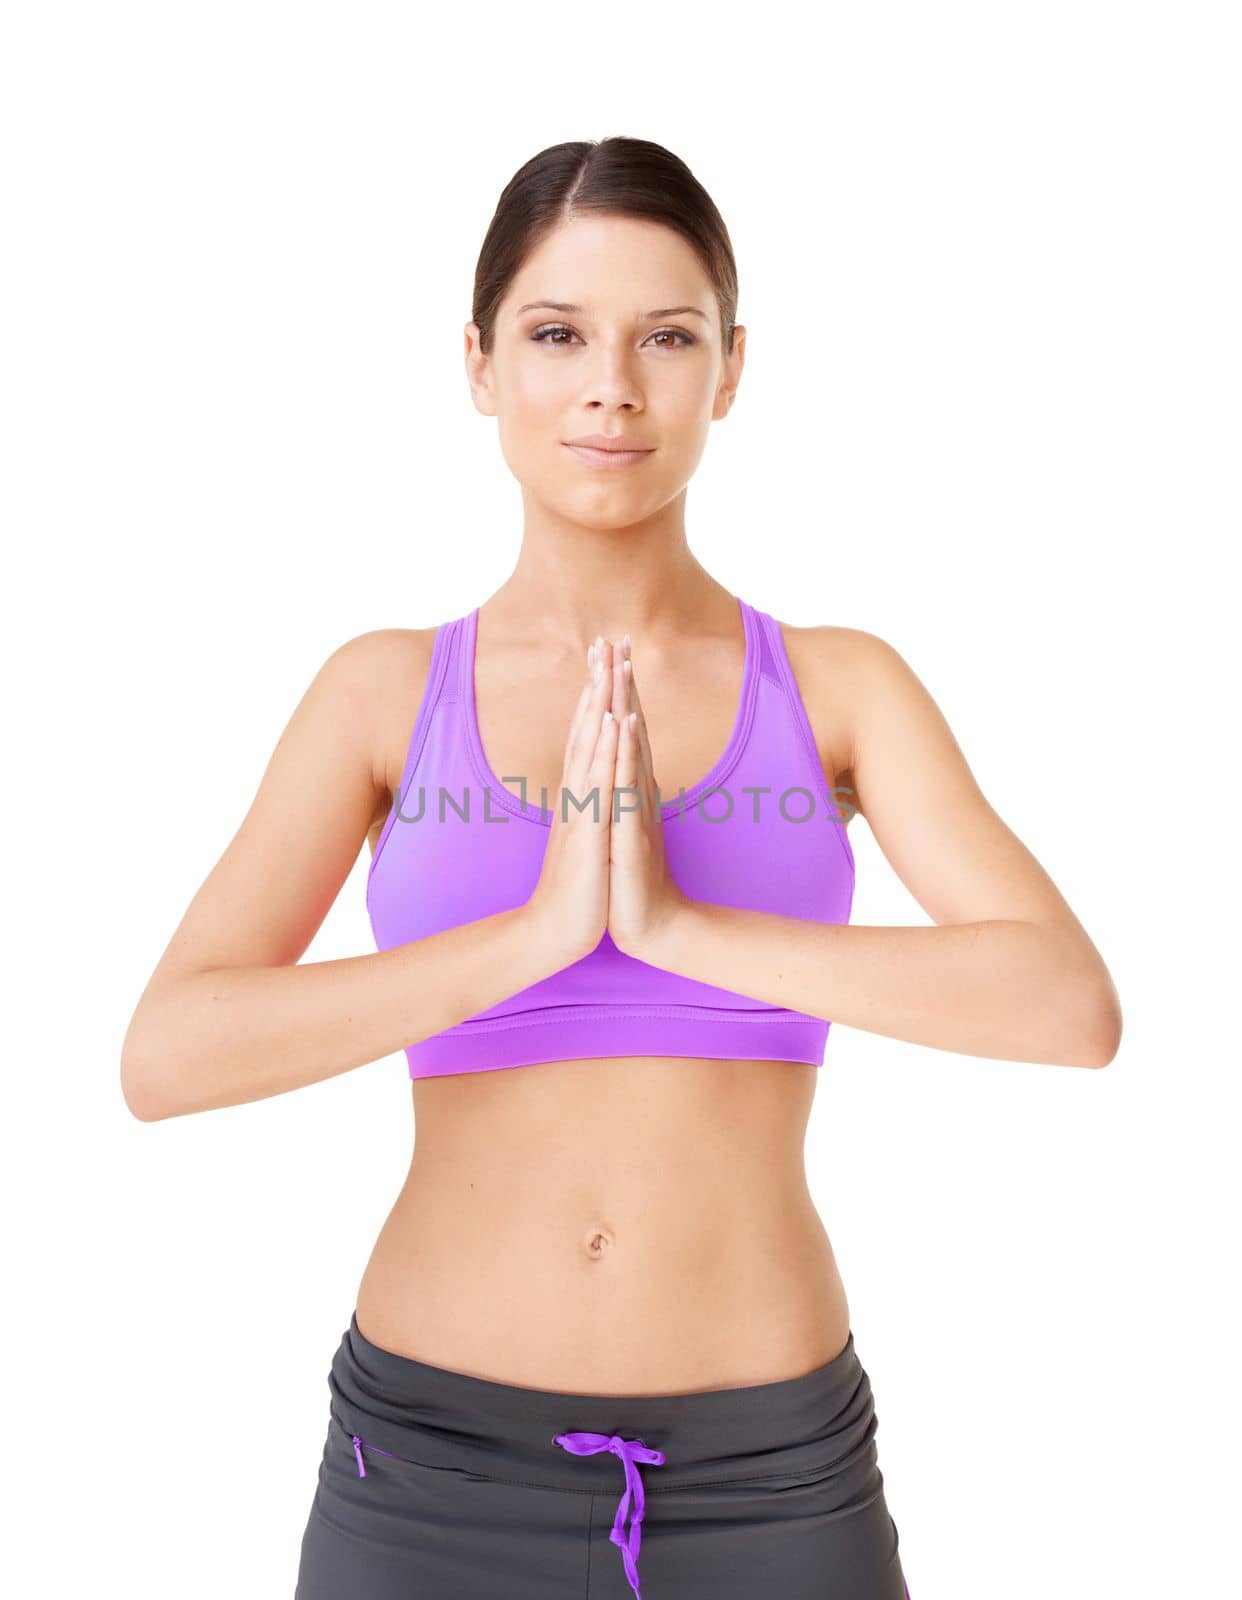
(516, 300, 710, 322)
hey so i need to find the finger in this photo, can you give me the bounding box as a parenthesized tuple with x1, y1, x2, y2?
(565, 639, 614, 797)
(573, 640, 613, 766)
(562, 675, 596, 766)
(585, 703, 620, 825)
(560, 676, 596, 799)
(620, 654, 659, 798)
(613, 706, 641, 827)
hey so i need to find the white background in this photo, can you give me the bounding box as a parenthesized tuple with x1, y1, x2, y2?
(4, 3, 1238, 1596)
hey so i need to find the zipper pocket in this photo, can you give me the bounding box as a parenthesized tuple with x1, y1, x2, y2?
(349, 1431, 407, 1478)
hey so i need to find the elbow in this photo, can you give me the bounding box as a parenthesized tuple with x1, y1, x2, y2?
(1065, 975, 1123, 1069)
(120, 1013, 175, 1121)
(121, 1052, 168, 1121)
(1087, 1010, 1123, 1069)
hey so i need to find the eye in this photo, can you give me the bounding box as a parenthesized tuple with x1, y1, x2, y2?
(530, 323, 582, 347)
(529, 324, 696, 350)
(648, 328, 696, 349)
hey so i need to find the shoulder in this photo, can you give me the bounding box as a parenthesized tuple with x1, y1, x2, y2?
(319, 625, 440, 686)
(769, 620, 921, 791)
(777, 619, 920, 706)
(769, 616, 870, 675)
(313, 626, 443, 792)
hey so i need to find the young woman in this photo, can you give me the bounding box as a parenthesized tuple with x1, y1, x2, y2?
(122, 137, 1121, 1600)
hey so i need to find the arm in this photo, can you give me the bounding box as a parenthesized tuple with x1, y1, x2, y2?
(120, 631, 569, 1121)
(638, 629, 1122, 1069)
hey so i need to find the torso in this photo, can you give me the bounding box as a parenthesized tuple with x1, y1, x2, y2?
(354, 606, 860, 1395)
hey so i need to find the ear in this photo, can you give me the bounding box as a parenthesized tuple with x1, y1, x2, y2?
(714, 323, 746, 420)
(464, 321, 497, 418)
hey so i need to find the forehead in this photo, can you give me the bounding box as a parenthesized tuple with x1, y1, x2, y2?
(507, 215, 712, 310)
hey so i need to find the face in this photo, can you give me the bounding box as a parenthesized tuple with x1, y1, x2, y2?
(464, 214, 745, 528)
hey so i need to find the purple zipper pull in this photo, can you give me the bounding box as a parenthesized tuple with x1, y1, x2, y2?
(352, 1434, 367, 1478)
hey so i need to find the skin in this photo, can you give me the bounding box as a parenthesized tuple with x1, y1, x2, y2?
(121, 214, 1123, 1396)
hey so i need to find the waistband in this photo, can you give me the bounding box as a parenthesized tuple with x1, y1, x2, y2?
(326, 1310, 878, 1495)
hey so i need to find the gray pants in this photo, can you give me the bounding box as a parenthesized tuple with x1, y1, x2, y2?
(295, 1311, 910, 1599)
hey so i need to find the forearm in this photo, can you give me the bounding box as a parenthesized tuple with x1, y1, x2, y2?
(642, 900, 1117, 1068)
(122, 905, 566, 1119)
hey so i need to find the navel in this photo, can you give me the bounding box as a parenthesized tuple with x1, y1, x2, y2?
(582, 1225, 615, 1260)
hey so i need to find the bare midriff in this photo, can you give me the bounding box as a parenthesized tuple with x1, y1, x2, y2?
(353, 1052, 852, 1397)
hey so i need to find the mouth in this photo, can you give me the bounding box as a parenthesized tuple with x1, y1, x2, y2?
(563, 443, 655, 470)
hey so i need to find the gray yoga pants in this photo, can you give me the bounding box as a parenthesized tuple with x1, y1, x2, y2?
(295, 1310, 911, 1599)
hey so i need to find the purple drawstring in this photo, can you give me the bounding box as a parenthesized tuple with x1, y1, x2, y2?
(554, 1430, 666, 1598)
(354, 1421, 905, 1597)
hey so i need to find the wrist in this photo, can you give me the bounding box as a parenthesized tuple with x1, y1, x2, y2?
(517, 897, 597, 973)
(630, 890, 699, 971)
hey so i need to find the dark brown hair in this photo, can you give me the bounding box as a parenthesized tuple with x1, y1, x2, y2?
(471, 137, 739, 358)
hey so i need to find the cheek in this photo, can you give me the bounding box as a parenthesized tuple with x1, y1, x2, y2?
(680, 361, 722, 411)
(494, 407, 567, 492)
(495, 366, 569, 460)
(505, 355, 569, 414)
(664, 429, 711, 484)
(645, 365, 719, 440)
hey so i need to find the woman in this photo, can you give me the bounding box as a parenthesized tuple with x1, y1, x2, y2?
(122, 137, 1121, 1599)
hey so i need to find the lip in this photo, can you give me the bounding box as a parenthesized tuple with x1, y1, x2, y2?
(563, 435, 655, 470)
(565, 434, 654, 452)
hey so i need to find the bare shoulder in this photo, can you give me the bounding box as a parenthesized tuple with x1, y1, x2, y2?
(790, 622, 983, 843)
(328, 625, 440, 797)
(769, 618, 889, 802)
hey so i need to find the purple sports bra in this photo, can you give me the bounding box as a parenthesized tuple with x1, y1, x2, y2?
(366, 595, 855, 1079)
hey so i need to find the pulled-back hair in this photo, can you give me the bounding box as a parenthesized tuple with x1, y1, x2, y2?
(471, 137, 738, 357)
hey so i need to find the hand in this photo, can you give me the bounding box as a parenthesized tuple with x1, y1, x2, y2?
(524, 637, 620, 966)
(604, 634, 692, 960)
